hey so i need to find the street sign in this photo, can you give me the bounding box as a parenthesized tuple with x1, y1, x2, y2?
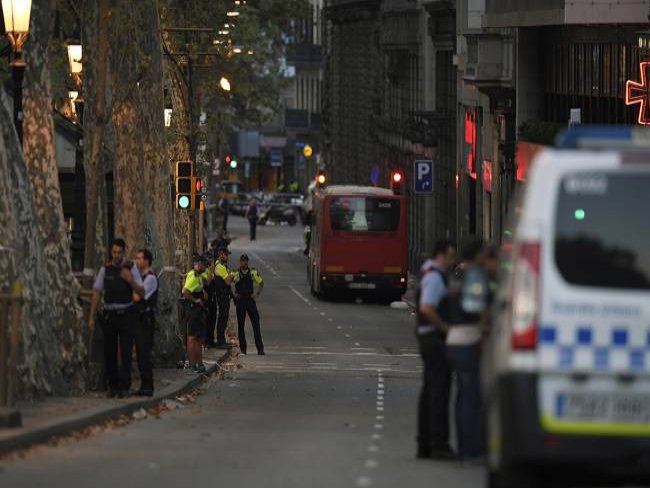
(270, 149, 283, 168)
(413, 160, 433, 194)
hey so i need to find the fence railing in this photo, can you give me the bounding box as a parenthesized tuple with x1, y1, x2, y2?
(0, 282, 23, 428)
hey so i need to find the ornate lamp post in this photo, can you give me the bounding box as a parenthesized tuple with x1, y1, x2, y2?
(2, 0, 32, 144)
(66, 43, 83, 122)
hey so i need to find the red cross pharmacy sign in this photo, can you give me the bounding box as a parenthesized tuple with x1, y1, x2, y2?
(626, 62, 650, 126)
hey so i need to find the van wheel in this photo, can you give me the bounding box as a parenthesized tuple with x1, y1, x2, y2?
(487, 467, 540, 488)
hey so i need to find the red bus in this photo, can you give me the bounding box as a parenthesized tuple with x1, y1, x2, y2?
(308, 185, 408, 301)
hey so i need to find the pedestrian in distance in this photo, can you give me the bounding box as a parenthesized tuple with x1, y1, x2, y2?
(233, 254, 265, 355)
(445, 238, 485, 461)
(245, 197, 258, 241)
(133, 248, 158, 397)
(218, 191, 230, 232)
(181, 254, 209, 374)
(214, 245, 234, 348)
(415, 239, 457, 460)
(89, 238, 145, 398)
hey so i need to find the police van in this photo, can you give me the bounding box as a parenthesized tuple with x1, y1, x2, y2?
(483, 127, 650, 487)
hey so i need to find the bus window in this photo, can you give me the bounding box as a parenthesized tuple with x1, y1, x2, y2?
(329, 197, 400, 232)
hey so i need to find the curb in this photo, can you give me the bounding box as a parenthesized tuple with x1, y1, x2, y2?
(0, 351, 232, 456)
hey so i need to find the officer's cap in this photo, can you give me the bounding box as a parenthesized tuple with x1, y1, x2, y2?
(240, 254, 249, 261)
(216, 246, 231, 255)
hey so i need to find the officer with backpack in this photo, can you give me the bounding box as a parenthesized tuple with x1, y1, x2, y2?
(415, 239, 456, 460)
(89, 238, 145, 398)
(133, 248, 158, 396)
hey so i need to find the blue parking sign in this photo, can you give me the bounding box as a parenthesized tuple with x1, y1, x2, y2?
(413, 160, 433, 194)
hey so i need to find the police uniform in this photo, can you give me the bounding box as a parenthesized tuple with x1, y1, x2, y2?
(184, 268, 207, 339)
(415, 260, 452, 459)
(214, 254, 232, 347)
(134, 268, 158, 396)
(233, 264, 264, 355)
(93, 259, 142, 396)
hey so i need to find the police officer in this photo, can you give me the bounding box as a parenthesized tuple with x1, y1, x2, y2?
(182, 254, 209, 374)
(232, 254, 265, 355)
(133, 248, 158, 396)
(89, 238, 145, 398)
(214, 246, 233, 348)
(416, 239, 456, 460)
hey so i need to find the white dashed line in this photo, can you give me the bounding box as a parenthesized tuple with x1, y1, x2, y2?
(367, 445, 379, 453)
(288, 286, 311, 305)
(356, 476, 373, 487)
(364, 459, 379, 469)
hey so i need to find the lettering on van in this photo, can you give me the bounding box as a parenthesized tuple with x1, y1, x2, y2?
(552, 301, 641, 317)
(563, 175, 608, 196)
(377, 202, 393, 209)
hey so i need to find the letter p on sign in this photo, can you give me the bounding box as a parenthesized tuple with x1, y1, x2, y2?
(413, 160, 434, 194)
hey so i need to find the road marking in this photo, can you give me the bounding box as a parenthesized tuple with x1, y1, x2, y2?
(368, 445, 379, 453)
(320, 312, 326, 316)
(288, 286, 311, 305)
(376, 415, 383, 420)
(355, 476, 373, 487)
(374, 424, 383, 429)
(364, 459, 379, 469)
(351, 347, 375, 352)
(299, 346, 327, 350)
(328, 318, 333, 322)
(371, 433, 382, 440)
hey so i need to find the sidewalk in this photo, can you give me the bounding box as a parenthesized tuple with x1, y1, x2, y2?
(0, 347, 234, 456)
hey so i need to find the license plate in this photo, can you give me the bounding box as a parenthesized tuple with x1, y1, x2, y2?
(556, 392, 650, 423)
(349, 283, 376, 290)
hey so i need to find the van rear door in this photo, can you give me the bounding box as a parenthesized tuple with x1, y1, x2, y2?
(538, 169, 650, 435)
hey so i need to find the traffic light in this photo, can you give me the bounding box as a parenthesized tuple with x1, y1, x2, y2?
(224, 154, 232, 166)
(390, 170, 404, 195)
(176, 161, 193, 209)
(193, 177, 208, 210)
(316, 172, 326, 188)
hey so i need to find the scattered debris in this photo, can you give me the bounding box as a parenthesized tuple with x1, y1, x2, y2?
(132, 409, 147, 420)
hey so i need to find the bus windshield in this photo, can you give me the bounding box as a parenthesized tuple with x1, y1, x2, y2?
(329, 197, 400, 232)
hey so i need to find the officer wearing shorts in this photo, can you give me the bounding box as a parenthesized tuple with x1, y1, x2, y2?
(182, 254, 208, 374)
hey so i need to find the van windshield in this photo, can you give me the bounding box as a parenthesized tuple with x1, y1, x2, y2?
(329, 197, 400, 232)
(555, 172, 650, 290)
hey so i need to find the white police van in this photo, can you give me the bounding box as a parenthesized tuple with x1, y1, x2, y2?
(483, 127, 650, 487)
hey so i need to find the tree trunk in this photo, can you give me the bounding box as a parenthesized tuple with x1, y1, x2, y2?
(19, 0, 86, 395)
(109, 0, 145, 253)
(137, 0, 183, 363)
(82, 0, 111, 282)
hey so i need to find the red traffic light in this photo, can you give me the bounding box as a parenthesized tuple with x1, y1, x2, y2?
(392, 172, 403, 183)
(225, 154, 232, 164)
(195, 178, 203, 193)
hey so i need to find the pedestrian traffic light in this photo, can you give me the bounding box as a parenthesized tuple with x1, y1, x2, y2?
(176, 161, 193, 209)
(225, 154, 232, 165)
(316, 172, 326, 188)
(391, 170, 404, 195)
(193, 177, 207, 210)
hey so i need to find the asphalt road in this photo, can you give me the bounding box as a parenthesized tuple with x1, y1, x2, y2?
(0, 217, 482, 488)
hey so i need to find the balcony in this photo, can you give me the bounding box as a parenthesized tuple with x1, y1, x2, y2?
(484, 0, 646, 27)
(463, 33, 513, 88)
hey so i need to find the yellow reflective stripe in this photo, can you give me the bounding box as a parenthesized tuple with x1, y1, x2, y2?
(183, 271, 203, 293)
(252, 269, 263, 284)
(541, 415, 650, 437)
(215, 263, 230, 280)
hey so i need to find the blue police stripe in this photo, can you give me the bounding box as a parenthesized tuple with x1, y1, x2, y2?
(577, 327, 592, 345)
(630, 350, 645, 370)
(540, 326, 557, 344)
(560, 347, 574, 367)
(594, 348, 609, 369)
(612, 329, 628, 346)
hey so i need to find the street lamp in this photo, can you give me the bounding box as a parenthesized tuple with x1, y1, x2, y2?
(226, 11, 240, 17)
(66, 43, 83, 122)
(2, 0, 32, 144)
(219, 76, 231, 92)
